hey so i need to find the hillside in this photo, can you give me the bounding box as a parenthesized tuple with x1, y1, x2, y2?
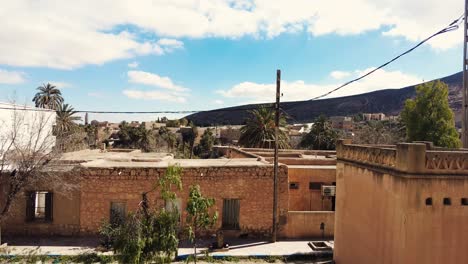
(186, 72, 463, 126)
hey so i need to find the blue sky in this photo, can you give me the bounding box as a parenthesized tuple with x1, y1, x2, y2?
(0, 0, 463, 122)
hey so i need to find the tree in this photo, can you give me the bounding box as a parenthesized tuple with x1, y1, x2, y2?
(401, 80, 461, 148)
(179, 118, 188, 127)
(197, 129, 216, 158)
(353, 120, 406, 145)
(300, 115, 338, 150)
(181, 125, 198, 158)
(106, 165, 183, 264)
(185, 185, 218, 264)
(55, 103, 81, 136)
(238, 107, 290, 149)
(32, 83, 64, 110)
(0, 105, 73, 244)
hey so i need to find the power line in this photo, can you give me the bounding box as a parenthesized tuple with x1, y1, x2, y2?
(3, 15, 462, 116)
(310, 14, 465, 101)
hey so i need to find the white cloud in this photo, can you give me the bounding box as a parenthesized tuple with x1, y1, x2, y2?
(123, 89, 187, 103)
(217, 68, 422, 103)
(48, 81, 72, 89)
(330, 71, 351, 80)
(0, 0, 461, 69)
(0, 69, 26, 84)
(157, 38, 184, 52)
(128, 61, 139, 68)
(127, 71, 189, 92)
(214, 99, 224, 105)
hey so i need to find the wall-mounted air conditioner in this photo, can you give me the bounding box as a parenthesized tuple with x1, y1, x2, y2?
(321, 185, 336, 197)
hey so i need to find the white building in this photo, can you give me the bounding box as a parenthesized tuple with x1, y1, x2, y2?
(0, 102, 56, 156)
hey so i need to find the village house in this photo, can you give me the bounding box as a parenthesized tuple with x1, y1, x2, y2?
(1, 146, 337, 240)
(333, 140, 468, 264)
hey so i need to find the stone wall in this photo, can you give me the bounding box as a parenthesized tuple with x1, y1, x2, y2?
(79, 165, 289, 236)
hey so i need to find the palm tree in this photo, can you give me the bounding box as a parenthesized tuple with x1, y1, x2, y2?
(32, 83, 64, 109)
(300, 115, 338, 150)
(55, 103, 81, 135)
(238, 107, 290, 149)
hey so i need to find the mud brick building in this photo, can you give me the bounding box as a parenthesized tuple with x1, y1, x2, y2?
(334, 141, 468, 264)
(1, 146, 338, 239)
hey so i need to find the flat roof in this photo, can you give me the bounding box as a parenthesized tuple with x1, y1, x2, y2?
(81, 158, 269, 168)
(60, 149, 269, 168)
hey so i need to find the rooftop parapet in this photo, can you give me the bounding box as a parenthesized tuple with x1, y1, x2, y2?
(337, 140, 468, 175)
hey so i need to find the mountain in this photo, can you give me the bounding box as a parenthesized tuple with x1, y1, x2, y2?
(186, 72, 463, 126)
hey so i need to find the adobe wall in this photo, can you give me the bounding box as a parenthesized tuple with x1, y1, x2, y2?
(334, 162, 468, 264)
(79, 165, 289, 236)
(1, 188, 81, 236)
(288, 166, 335, 211)
(280, 211, 334, 238)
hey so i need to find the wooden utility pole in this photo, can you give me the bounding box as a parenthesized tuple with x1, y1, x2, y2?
(463, 0, 468, 148)
(272, 69, 280, 242)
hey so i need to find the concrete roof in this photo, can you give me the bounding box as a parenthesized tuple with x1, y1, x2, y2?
(81, 158, 269, 168)
(60, 149, 269, 168)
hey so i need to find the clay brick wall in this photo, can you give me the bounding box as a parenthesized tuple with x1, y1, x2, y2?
(79, 165, 289, 236)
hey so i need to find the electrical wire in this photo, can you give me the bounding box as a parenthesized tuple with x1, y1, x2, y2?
(309, 14, 464, 101)
(3, 14, 463, 115)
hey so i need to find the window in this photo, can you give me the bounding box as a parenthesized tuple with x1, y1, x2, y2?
(309, 182, 323, 190)
(26, 191, 53, 222)
(110, 202, 126, 226)
(289, 182, 299, 189)
(222, 199, 240, 230)
(461, 198, 468, 206)
(425, 198, 433, 206)
(443, 198, 451, 206)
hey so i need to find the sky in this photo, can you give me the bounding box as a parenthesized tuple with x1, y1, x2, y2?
(0, 0, 464, 122)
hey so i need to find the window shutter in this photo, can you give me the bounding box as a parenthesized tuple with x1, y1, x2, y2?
(25, 192, 35, 222)
(45, 192, 53, 222)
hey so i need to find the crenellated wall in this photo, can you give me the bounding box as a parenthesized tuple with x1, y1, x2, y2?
(334, 140, 468, 264)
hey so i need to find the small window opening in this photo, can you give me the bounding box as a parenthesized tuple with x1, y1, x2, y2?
(443, 198, 451, 206)
(461, 198, 468, 206)
(110, 202, 127, 226)
(26, 191, 53, 222)
(309, 182, 323, 190)
(425, 198, 432, 206)
(289, 182, 299, 189)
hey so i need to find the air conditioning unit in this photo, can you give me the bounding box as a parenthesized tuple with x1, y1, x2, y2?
(321, 185, 336, 197)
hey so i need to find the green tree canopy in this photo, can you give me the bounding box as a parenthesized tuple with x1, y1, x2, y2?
(238, 107, 290, 149)
(300, 115, 338, 150)
(401, 80, 461, 148)
(185, 185, 218, 264)
(55, 103, 81, 135)
(32, 83, 64, 109)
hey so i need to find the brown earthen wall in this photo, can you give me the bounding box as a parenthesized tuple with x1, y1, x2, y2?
(280, 211, 334, 238)
(288, 167, 336, 211)
(1, 189, 81, 236)
(334, 162, 468, 264)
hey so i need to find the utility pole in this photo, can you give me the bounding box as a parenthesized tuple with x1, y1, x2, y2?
(463, 0, 468, 148)
(272, 69, 280, 242)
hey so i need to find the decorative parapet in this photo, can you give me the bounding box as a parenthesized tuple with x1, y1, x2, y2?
(338, 144, 396, 169)
(425, 151, 468, 173)
(337, 140, 468, 175)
